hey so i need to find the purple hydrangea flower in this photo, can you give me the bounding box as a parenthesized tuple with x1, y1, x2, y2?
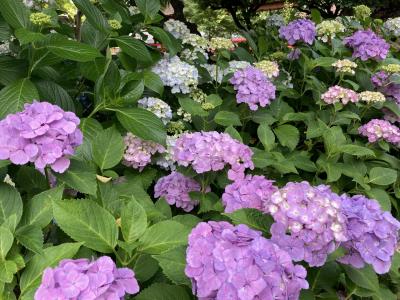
(279, 19, 316, 45)
(154, 171, 209, 212)
(264, 182, 348, 267)
(0, 101, 82, 173)
(371, 71, 400, 105)
(222, 175, 278, 213)
(185, 221, 309, 299)
(230, 66, 276, 111)
(338, 195, 400, 274)
(321, 86, 359, 105)
(358, 119, 400, 146)
(123, 132, 165, 170)
(287, 48, 301, 61)
(173, 131, 254, 181)
(35, 256, 140, 299)
(343, 30, 390, 61)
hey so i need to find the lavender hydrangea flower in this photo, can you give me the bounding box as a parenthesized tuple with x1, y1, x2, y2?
(321, 86, 359, 105)
(185, 221, 309, 299)
(338, 195, 400, 274)
(35, 256, 139, 299)
(173, 131, 254, 181)
(230, 66, 276, 111)
(358, 119, 400, 146)
(123, 133, 165, 170)
(279, 19, 316, 45)
(371, 71, 400, 105)
(222, 175, 278, 213)
(287, 48, 301, 61)
(137, 97, 172, 125)
(0, 101, 83, 173)
(343, 30, 389, 61)
(265, 182, 348, 267)
(154, 171, 208, 212)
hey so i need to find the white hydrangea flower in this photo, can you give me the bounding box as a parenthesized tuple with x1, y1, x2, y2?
(177, 107, 192, 122)
(226, 60, 251, 74)
(138, 97, 172, 125)
(180, 48, 209, 61)
(317, 20, 345, 42)
(152, 55, 198, 94)
(164, 19, 190, 40)
(208, 37, 234, 51)
(0, 42, 10, 55)
(128, 6, 141, 16)
(359, 91, 386, 103)
(332, 59, 357, 75)
(384, 17, 400, 37)
(202, 64, 224, 83)
(254, 60, 280, 79)
(155, 135, 179, 170)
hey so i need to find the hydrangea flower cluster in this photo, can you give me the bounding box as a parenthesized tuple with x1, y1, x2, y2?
(152, 56, 198, 94)
(154, 171, 205, 212)
(138, 97, 172, 125)
(381, 64, 400, 74)
(321, 86, 359, 105)
(30, 12, 52, 26)
(185, 221, 309, 299)
(265, 182, 348, 267)
(0, 41, 10, 55)
(222, 175, 278, 213)
(358, 91, 386, 103)
(279, 19, 316, 45)
(338, 195, 400, 274)
(173, 131, 254, 181)
(332, 59, 357, 75)
(155, 135, 179, 170)
(358, 119, 400, 146)
(384, 17, 400, 37)
(265, 14, 285, 28)
(316, 20, 345, 42)
(226, 60, 252, 74)
(181, 34, 209, 60)
(287, 48, 301, 61)
(202, 64, 224, 83)
(230, 66, 276, 110)
(35, 256, 139, 299)
(177, 107, 192, 123)
(353, 5, 371, 21)
(0, 102, 82, 173)
(343, 30, 389, 61)
(123, 133, 165, 170)
(254, 60, 279, 79)
(208, 37, 234, 51)
(371, 71, 400, 105)
(108, 19, 121, 30)
(163, 19, 190, 39)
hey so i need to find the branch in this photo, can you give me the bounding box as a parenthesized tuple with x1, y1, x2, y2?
(226, 6, 246, 31)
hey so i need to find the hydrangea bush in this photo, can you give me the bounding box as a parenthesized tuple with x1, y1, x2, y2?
(0, 1, 399, 299)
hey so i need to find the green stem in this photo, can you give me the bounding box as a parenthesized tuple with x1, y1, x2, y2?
(311, 269, 321, 291)
(113, 249, 124, 265)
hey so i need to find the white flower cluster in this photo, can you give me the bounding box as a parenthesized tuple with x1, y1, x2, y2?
(177, 108, 192, 122)
(384, 17, 400, 37)
(209, 37, 234, 51)
(266, 14, 285, 28)
(181, 34, 209, 61)
(164, 19, 190, 39)
(128, 6, 140, 16)
(226, 60, 251, 74)
(0, 42, 10, 55)
(381, 64, 400, 74)
(254, 60, 280, 79)
(202, 64, 224, 83)
(152, 55, 198, 94)
(316, 20, 345, 42)
(23, 0, 53, 9)
(202, 61, 250, 83)
(138, 97, 172, 125)
(332, 59, 357, 75)
(155, 135, 179, 170)
(132, 30, 154, 44)
(359, 91, 386, 103)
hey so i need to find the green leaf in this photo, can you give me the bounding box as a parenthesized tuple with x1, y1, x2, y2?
(0, 227, 13, 259)
(81, 21, 109, 49)
(72, 0, 110, 33)
(114, 107, 166, 145)
(368, 167, 397, 185)
(0, 0, 29, 29)
(152, 246, 190, 286)
(343, 265, 379, 291)
(92, 127, 125, 170)
(121, 80, 144, 103)
(138, 220, 190, 254)
(225, 125, 242, 142)
(0, 57, 28, 86)
(310, 8, 322, 23)
(121, 200, 147, 244)
(0, 260, 17, 283)
(257, 123, 275, 151)
(35, 80, 75, 112)
(178, 96, 208, 117)
(340, 145, 375, 158)
(15, 225, 43, 254)
(135, 0, 160, 19)
(323, 126, 346, 155)
(47, 39, 101, 62)
(0, 184, 23, 232)
(373, 287, 397, 300)
(148, 26, 180, 56)
(143, 70, 164, 95)
(366, 188, 391, 211)
(214, 111, 242, 126)
(274, 124, 299, 151)
(19, 243, 81, 296)
(224, 208, 274, 233)
(55, 160, 97, 195)
(53, 199, 118, 253)
(0, 78, 39, 119)
(383, 100, 400, 117)
(135, 283, 191, 300)
(14, 28, 45, 45)
(310, 57, 336, 69)
(114, 36, 152, 64)
(132, 254, 159, 282)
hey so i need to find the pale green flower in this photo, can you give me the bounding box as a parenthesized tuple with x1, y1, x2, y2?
(108, 19, 122, 30)
(381, 64, 400, 74)
(254, 60, 279, 79)
(317, 20, 345, 42)
(354, 5, 371, 21)
(359, 91, 386, 103)
(332, 59, 358, 75)
(30, 12, 52, 26)
(209, 37, 234, 51)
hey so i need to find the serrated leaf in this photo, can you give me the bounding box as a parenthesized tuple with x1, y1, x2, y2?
(0, 78, 39, 119)
(340, 145, 375, 157)
(14, 28, 45, 45)
(114, 107, 166, 145)
(134, 283, 191, 300)
(0, 226, 13, 259)
(138, 220, 190, 254)
(343, 265, 379, 291)
(55, 160, 97, 195)
(274, 124, 299, 151)
(178, 96, 208, 117)
(135, 0, 160, 19)
(148, 26, 180, 56)
(0, 57, 28, 86)
(224, 208, 274, 233)
(121, 200, 147, 244)
(35, 80, 75, 112)
(366, 188, 391, 211)
(0, 0, 29, 29)
(143, 70, 164, 95)
(15, 225, 43, 254)
(153, 246, 190, 286)
(19, 243, 81, 296)
(53, 199, 118, 253)
(368, 167, 397, 185)
(225, 125, 243, 142)
(47, 39, 101, 62)
(0, 184, 23, 232)
(257, 123, 275, 151)
(72, 0, 110, 33)
(0, 260, 17, 283)
(92, 127, 125, 170)
(214, 111, 242, 126)
(133, 254, 159, 282)
(114, 36, 152, 64)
